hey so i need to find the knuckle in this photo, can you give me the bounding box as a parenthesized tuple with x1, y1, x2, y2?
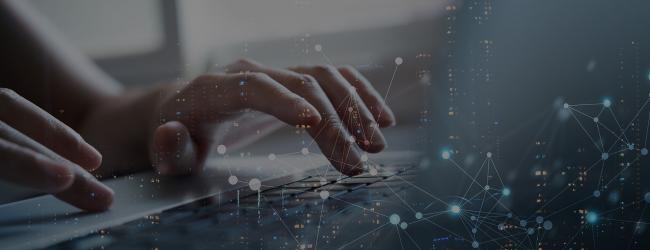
(292, 74, 319, 91)
(246, 72, 270, 82)
(312, 65, 337, 75)
(0, 88, 17, 101)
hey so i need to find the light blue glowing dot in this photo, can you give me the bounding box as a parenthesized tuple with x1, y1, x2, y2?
(593, 117, 599, 123)
(472, 228, 477, 234)
(400, 221, 408, 229)
(536, 216, 544, 224)
(601, 153, 609, 160)
(628, 144, 635, 150)
(415, 212, 423, 219)
(470, 216, 477, 221)
(642, 148, 648, 156)
(563, 103, 569, 109)
(603, 99, 612, 108)
(389, 214, 401, 225)
(442, 150, 451, 160)
(644, 192, 650, 203)
(502, 188, 511, 196)
(543, 220, 553, 230)
(593, 190, 601, 197)
(450, 205, 461, 214)
(472, 241, 479, 248)
(507, 213, 513, 218)
(520, 220, 527, 227)
(527, 228, 535, 235)
(586, 212, 598, 224)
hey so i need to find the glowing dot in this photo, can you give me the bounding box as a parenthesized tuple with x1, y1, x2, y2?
(415, 212, 423, 219)
(361, 153, 368, 162)
(314, 44, 322, 52)
(389, 214, 401, 225)
(228, 175, 238, 185)
(472, 241, 479, 248)
(593, 117, 599, 123)
(442, 151, 451, 160)
(268, 153, 276, 161)
(563, 103, 569, 109)
(502, 188, 511, 196)
(644, 192, 650, 203)
(301, 147, 309, 155)
(484, 185, 490, 191)
(586, 212, 598, 224)
(593, 190, 601, 197)
(217, 144, 227, 155)
(601, 152, 609, 160)
(450, 205, 461, 214)
(628, 144, 635, 150)
(348, 135, 356, 143)
(486, 152, 492, 158)
(369, 168, 378, 176)
(471, 228, 477, 233)
(498, 223, 505, 230)
(641, 148, 648, 156)
(249, 178, 261, 191)
(400, 221, 408, 229)
(520, 220, 527, 227)
(394, 57, 403, 65)
(603, 99, 611, 108)
(319, 190, 329, 200)
(536, 216, 544, 224)
(543, 220, 553, 230)
(527, 228, 535, 235)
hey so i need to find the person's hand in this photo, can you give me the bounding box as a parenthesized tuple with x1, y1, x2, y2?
(0, 88, 113, 211)
(151, 59, 396, 176)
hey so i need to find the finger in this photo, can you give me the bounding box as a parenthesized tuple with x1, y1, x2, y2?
(291, 65, 387, 153)
(54, 170, 114, 212)
(0, 120, 113, 211)
(0, 137, 74, 192)
(0, 88, 102, 171)
(188, 73, 322, 127)
(152, 121, 200, 176)
(338, 66, 396, 127)
(227, 60, 364, 175)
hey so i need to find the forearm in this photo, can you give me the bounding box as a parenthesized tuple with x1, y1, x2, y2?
(0, 0, 122, 129)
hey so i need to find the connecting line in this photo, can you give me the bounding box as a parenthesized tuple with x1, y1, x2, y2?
(382, 182, 417, 213)
(605, 97, 650, 153)
(391, 174, 450, 206)
(369, 60, 400, 143)
(327, 196, 388, 217)
(335, 222, 390, 250)
(568, 108, 604, 152)
(401, 229, 422, 250)
(261, 195, 302, 246)
(645, 111, 650, 147)
(602, 156, 641, 188)
(395, 226, 406, 250)
(314, 200, 326, 250)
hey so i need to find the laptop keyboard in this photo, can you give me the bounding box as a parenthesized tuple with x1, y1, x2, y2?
(48, 161, 418, 250)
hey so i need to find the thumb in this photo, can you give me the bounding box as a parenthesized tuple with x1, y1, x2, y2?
(152, 121, 200, 175)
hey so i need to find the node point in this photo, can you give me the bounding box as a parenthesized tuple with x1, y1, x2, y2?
(268, 153, 276, 161)
(586, 212, 598, 224)
(593, 117, 599, 123)
(361, 153, 368, 162)
(645, 192, 650, 203)
(228, 175, 238, 185)
(593, 190, 601, 197)
(502, 188, 511, 196)
(394, 57, 403, 65)
(217, 144, 227, 155)
(527, 228, 535, 235)
(563, 103, 569, 109)
(319, 190, 329, 200)
(543, 220, 553, 230)
(536, 216, 544, 224)
(450, 205, 461, 214)
(486, 152, 492, 158)
(415, 212, 423, 219)
(249, 178, 261, 191)
(400, 221, 408, 229)
(472, 241, 479, 248)
(301, 147, 309, 155)
(520, 220, 527, 227)
(369, 168, 378, 176)
(601, 152, 609, 160)
(603, 99, 611, 108)
(389, 214, 401, 225)
(442, 150, 451, 160)
(314, 44, 322, 52)
(641, 148, 648, 156)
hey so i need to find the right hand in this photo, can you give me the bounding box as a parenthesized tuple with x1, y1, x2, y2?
(0, 88, 113, 211)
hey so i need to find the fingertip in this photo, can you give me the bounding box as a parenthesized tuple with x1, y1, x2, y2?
(78, 142, 103, 171)
(55, 174, 115, 212)
(377, 108, 397, 127)
(153, 121, 198, 176)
